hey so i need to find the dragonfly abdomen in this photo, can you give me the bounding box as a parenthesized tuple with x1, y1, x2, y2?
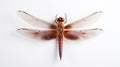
(58, 33, 63, 60)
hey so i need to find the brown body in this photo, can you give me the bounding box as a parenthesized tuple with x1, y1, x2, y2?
(56, 17, 65, 60)
(17, 10, 103, 60)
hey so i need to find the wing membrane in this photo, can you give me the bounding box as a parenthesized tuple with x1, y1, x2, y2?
(17, 28, 57, 40)
(64, 28, 103, 40)
(65, 11, 103, 29)
(17, 10, 56, 29)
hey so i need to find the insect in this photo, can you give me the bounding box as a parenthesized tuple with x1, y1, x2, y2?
(17, 10, 103, 60)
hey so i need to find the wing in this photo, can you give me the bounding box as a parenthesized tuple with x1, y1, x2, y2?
(16, 28, 58, 40)
(17, 10, 57, 29)
(64, 11, 103, 29)
(64, 28, 103, 40)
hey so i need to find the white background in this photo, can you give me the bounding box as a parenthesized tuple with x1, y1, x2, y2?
(0, 0, 120, 67)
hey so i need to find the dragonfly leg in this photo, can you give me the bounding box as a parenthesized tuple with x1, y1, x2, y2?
(64, 13, 67, 24)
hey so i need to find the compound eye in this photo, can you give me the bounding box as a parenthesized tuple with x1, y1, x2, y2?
(57, 17, 64, 22)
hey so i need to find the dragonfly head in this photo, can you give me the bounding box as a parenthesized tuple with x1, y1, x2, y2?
(55, 13, 67, 24)
(56, 17, 65, 23)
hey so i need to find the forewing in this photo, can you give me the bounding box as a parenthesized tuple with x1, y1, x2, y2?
(65, 11, 103, 29)
(17, 10, 56, 29)
(64, 28, 103, 40)
(17, 28, 57, 40)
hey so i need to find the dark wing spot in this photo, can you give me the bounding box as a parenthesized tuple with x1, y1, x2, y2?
(50, 25, 57, 29)
(64, 24, 72, 29)
(64, 31, 80, 40)
(42, 31, 57, 40)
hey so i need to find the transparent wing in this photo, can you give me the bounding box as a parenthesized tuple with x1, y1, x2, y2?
(65, 11, 103, 29)
(64, 28, 103, 40)
(17, 10, 56, 29)
(17, 28, 57, 40)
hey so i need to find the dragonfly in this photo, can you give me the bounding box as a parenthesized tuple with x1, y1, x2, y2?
(17, 10, 103, 60)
